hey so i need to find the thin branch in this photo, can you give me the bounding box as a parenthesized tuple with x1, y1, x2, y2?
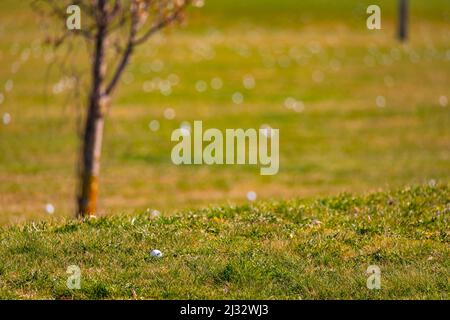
(33, 0, 95, 41)
(106, 0, 122, 22)
(132, 1, 191, 46)
(104, 10, 140, 95)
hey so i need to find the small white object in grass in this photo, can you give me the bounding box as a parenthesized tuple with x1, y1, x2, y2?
(193, 0, 205, 8)
(284, 97, 304, 112)
(151, 210, 160, 218)
(284, 97, 296, 109)
(232, 92, 244, 105)
(148, 120, 160, 132)
(11, 61, 20, 74)
(52, 82, 63, 95)
(159, 80, 172, 96)
(163, 108, 176, 120)
(292, 100, 304, 113)
(21, 49, 30, 62)
(439, 95, 448, 107)
(210, 77, 223, 90)
(376, 95, 386, 108)
(428, 179, 437, 187)
(3, 113, 11, 125)
(246, 191, 257, 201)
(243, 74, 255, 89)
(5, 79, 13, 92)
(150, 249, 163, 258)
(45, 203, 55, 215)
(195, 80, 207, 92)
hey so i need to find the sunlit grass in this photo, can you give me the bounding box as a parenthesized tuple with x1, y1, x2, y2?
(0, 0, 448, 224)
(0, 184, 448, 299)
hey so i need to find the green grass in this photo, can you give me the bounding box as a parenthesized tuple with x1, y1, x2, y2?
(0, 0, 449, 223)
(0, 184, 448, 299)
(0, 0, 448, 301)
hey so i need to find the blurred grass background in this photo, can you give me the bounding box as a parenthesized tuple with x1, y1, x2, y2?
(0, 0, 449, 224)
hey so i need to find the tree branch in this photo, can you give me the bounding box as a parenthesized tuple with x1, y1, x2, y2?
(104, 9, 139, 96)
(106, 0, 122, 23)
(132, 0, 191, 46)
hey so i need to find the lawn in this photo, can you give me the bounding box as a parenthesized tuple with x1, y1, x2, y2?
(0, 0, 449, 300)
(0, 184, 448, 299)
(0, 0, 448, 223)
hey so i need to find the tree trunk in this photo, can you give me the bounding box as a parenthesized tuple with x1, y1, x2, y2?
(77, 97, 108, 217)
(77, 111, 104, 217)
(77, 8, 108, 217)
(398, 0, 408, 42)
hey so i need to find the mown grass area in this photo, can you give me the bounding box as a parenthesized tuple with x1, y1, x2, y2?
(0, 0, 448, 223)
(0, 184, 448, 299)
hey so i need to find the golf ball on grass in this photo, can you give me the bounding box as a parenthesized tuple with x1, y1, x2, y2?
(45, 203, 55, 214)
(246, 191, 257, 201)
(150, 249, 163, 258)
(151, 209, 160, 218)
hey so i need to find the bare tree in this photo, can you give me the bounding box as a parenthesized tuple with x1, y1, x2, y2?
(34, 0, 193, 217)
(398, 0, 409, 41)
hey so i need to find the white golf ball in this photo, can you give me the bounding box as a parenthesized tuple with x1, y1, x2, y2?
(151, 209, 160, 218)
(150, 249, 163, 258)
(2, 113, 11, 125)
(246, 191, 257, 201)
(45, 203, 55, 214)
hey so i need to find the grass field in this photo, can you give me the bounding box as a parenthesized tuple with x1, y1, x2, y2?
(0, 184, 448, 299)
(0, 0, 448, 300)
(0, 0, 448, 224)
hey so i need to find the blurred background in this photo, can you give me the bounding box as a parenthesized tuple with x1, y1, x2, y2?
(0, 0, 448, 224)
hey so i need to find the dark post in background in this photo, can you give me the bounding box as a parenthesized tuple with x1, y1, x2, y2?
(398, 0, 409, 41)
